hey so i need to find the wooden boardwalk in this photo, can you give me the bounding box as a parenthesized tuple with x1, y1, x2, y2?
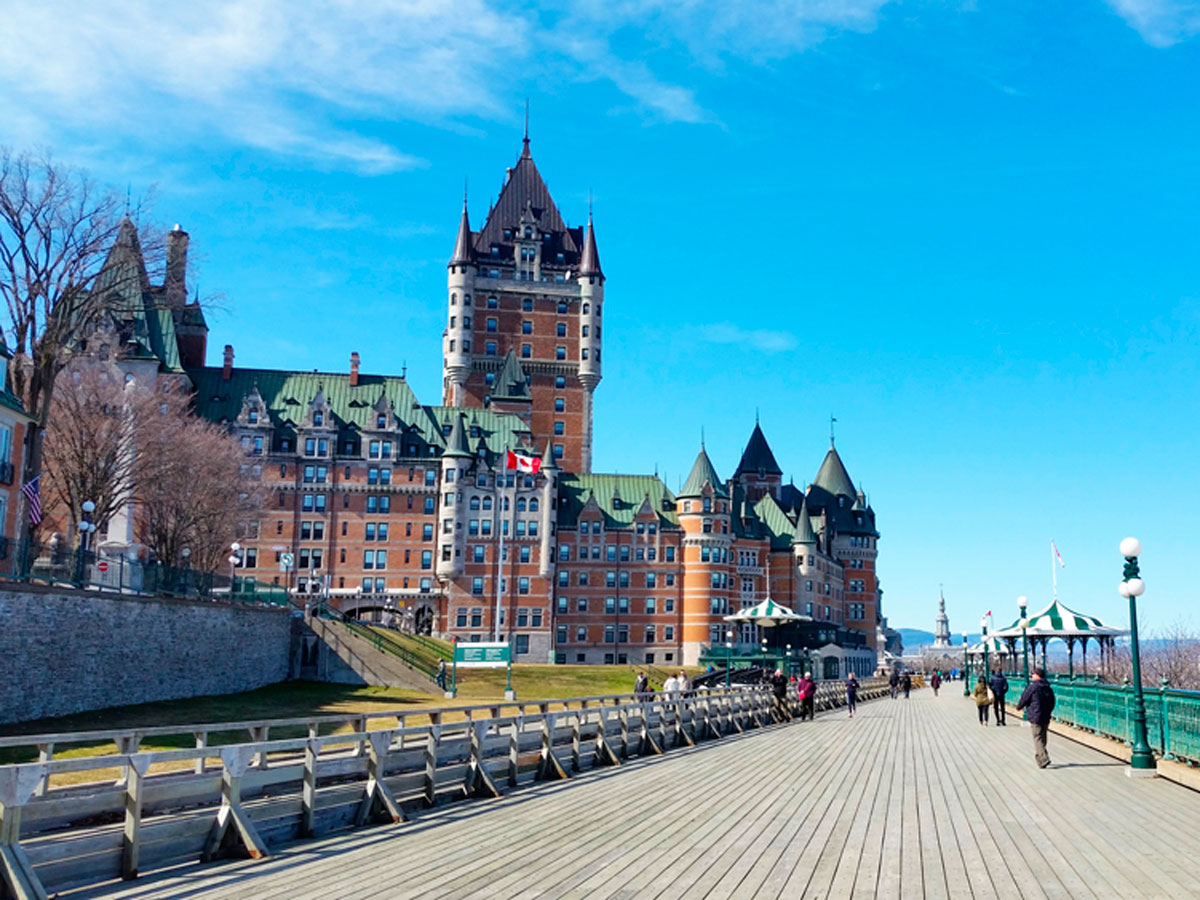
(73, 689, 1200, 899)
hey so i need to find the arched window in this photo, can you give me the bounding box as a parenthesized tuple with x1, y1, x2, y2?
(529, 498, 539, 511)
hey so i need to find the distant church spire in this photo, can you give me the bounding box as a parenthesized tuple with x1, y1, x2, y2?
(933, 587, 951, 648)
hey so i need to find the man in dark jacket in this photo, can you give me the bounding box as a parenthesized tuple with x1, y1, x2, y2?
(769, 669, 791, 721)
(888, 670, 900, 699)
(989, 670, 1009, 726)
(901, 672, 912, 698)
(1015, 668, 1056, 768)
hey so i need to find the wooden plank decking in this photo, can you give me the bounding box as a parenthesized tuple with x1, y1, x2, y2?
(72, 689, 1200, 899)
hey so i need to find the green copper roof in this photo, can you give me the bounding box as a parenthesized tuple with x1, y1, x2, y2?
(678, 445, 727, 498)
(813, 445, 856, 497)
(557, 473, 678, 528)
(752, 493, 796, 550)
(735, 423, 782, 477)
(494, 350, 531, 400)
(443, 413, 472, 459)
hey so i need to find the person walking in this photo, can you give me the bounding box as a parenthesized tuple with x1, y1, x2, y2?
(889, 670, 900, 699)
(989, 669, 1009, 726)
(973, 676, 991, 725)
(435, 659, 447, 691)
(770, 668, 790, 721)
(662, 672, 679, 698)
(901, 672, 912, 699)
(678, 670, 693, 696)
(1016, 668, 1057, 768)
(634, 670, 651, 701)
(798, 671, 816, 721)
(930, 671, 942, 696)
(845, 673, 859, 718)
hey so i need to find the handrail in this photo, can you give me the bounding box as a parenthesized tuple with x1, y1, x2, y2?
(0, 681, 893, 898)
(340, 619, 438, 678)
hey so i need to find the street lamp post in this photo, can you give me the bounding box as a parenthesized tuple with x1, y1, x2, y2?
(1119, 537, 1157, 777)
(962, 631, 970, 696)
(725, 639, 734, 689)
(228, 542, 243, 596)
(75, 500, 98, 585)
(786, 643, 793, 677)
(980, 616, 989, 681)
(760, 636, 769, 673)
(1018, 596, 1030, 685)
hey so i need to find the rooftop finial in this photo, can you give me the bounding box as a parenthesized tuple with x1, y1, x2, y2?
(700, 425, 705, 448)
(463, 176, 468, 209)
(522, 98, 530, 157)
(755, 407, 760, 425)
(830, 414, 837, 447)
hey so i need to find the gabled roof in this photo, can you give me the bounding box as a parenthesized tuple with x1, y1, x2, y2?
(493, 349, 531, 400)
(735, 423, 782, 477)
(678, 445, 728, 499)
(557, 473, 678, 528)
(813, 444, 856, 497)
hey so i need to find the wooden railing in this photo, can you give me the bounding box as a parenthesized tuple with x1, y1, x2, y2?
(0, 680, 890, 898)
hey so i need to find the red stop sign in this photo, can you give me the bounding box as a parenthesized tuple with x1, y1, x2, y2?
(97, 561, 109, 573)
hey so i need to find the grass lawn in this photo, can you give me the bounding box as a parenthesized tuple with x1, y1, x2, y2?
(0, 664, 704, 779)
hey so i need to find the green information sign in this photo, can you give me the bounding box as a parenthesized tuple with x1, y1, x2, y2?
(454, 642, 511, 668)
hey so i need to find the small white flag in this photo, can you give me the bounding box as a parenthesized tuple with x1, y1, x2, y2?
(1052, 541, 1065, 568)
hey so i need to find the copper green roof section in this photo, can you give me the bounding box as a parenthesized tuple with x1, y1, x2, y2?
(189, 367, 421, 429)
(678, 445, 728, 499)
(813, 444, 856, 497)
(494, 350, 531, 400)
(442, 413, 471, 459)
(148, 307, 184, 373)
(735, 423, 782, 476)
(792, 496, 817, 545)
(752, 493, 796, 550)
(557, 473, 678, 528)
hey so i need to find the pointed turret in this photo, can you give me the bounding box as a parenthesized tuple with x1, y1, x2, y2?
(449, 199, 473, 265)
(443, 413, 471, 459)
(679, 444, 728, 499)
(578, 210, 603, 279)
(813, 444, 856, 498)
(791, 495, 817, 546)
(493, 349, 531, 400)
(540, 440, 558, 471)
(734, 422, 782, 477)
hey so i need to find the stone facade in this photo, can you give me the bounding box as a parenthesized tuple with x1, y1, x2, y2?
(0, 588, 291, 724)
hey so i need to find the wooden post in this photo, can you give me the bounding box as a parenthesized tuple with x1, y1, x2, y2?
(423, 722, 442, 808)
(463, 723, 502, 799)
(114, 734, 141, 788)
(619, 706, 630, 759)
(536, 713, 569, 781)
(249, 726, 270, 769)
(301, 739, 319, 838)
(571, 714, 582, 772)
(593, 708, 620, 767)
(0, 763, 48, 900)
(508, 716, 522, 789)
(121, 754, 152, 880)
(202, 747, 268, 863)
(356, 731, 404, 825)
(33, 745, 51, 798)
(194, 733, 208, 775)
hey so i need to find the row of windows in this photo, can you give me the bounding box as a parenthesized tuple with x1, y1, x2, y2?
(295, 493, 437, 515)
(470, 576, 533, 595)
(453, 607, 546, 628)
(555, 624, 674, 644)
(555, 596, 677, 615)
(555, 570, 676, 588)
(451, 293, 600, 316)
(575, 521, 662, 536)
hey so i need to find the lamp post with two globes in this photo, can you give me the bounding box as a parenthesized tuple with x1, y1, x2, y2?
(962, 631, 971, 696)
(1018, 596, 1030, 685)
(1119, 537, 1156, 776)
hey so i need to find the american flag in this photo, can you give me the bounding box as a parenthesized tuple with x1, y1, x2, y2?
(21, 475, 42, 525)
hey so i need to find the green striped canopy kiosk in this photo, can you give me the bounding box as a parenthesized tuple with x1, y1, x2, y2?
(992, 599, 1126, 678)
(965, 635, 1014, 665)
(724, 598, 809, 669)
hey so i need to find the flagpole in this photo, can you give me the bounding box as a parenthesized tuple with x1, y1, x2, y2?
(495, 444, 506, 642)
(1051, 541, 1057, 605)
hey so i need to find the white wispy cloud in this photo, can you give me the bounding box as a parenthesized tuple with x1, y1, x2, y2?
(692, 323, 800, 353)
(0, 0, 900, 171)
(1107, 0, 1200, 46)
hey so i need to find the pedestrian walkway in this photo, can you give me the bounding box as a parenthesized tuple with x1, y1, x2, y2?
(75, 689, 1200, 899)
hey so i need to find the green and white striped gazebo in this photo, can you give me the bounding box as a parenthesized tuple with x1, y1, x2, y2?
(965, 635, 1015, 661)
(992, 599, 1126, 677)
(723, 597, 808, 627)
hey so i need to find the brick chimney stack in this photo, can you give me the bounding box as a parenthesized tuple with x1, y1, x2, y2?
(166, 224, 189, 309)
(222, 344, 234, 380)
(350, 351, 360, 387)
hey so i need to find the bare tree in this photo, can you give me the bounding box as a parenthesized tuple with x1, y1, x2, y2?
(0, 148, 160, 503)
(135, 395, 257, 574)
(40, 364, 176, 536)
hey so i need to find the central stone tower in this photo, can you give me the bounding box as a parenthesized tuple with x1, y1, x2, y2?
(442, 132, 603, 473)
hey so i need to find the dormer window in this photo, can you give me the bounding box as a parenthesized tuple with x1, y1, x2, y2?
(491, 245, 500, 256)
(503, 229, 512, 240)
(376, 414, 386, 429)
(313, 411, 324, 427)
(838, 497, 845, 507)
(248, 409, 259, 424)
(524, 227, 532, 238)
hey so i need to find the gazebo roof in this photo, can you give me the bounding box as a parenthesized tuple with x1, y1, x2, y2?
(992, 599, 1126, 639)
(966, 636, 1014, 656)
(723, 597, 808, 626)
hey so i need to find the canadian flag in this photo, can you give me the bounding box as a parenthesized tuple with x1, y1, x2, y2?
(506, 450, 541, 474)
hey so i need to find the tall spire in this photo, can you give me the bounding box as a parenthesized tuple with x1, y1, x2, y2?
(579, 206, 603, 278)
(522, 98, 531, 159)
(449, 189, 472, 265)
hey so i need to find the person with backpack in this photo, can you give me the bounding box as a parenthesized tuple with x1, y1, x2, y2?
(973, 676, 991, 725)
(888, 669, 900, 699)
(1016, 668, 1057, 768)
(930, 671, 942, 696)
(797, 671, 816, 721)
(901, 671, 912, 699)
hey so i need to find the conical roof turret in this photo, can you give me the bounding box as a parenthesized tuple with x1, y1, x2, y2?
(494, 349, 531, 400)
(792, 495, 817, 545)
(734, 422, 782, 476)
(449, 199, 473, 265)
(813, 443, 856, 498)
(579, 210, 602, 278)
(540, 441, 558, 471)
(679, 444, 728, 499)
(443, 413, 472, 459)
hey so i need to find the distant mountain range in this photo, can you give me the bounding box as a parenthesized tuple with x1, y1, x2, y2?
(896, 628, 975, 649)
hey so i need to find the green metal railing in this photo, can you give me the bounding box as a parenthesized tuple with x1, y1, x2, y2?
(0, 539, 289, 607)
(341, 619, 439, 679)
(405, 632, 453, 661)
(1004, 675, 1200, 766)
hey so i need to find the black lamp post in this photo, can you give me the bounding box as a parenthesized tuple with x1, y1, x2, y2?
(1119, 537, 1156, 777)
(228, 542, 243, 596)
(75, 500, 97, 584)
(962, 631, 970, 696)
(1018, 595, 1030, 684)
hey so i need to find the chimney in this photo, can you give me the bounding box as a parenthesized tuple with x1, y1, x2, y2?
(222, 344, 234, 380)
(166, 224, 189, 309)
(349, 351, 360, 387)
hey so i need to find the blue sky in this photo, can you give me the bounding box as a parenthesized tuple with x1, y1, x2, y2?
(3, 0, 1198, 633)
